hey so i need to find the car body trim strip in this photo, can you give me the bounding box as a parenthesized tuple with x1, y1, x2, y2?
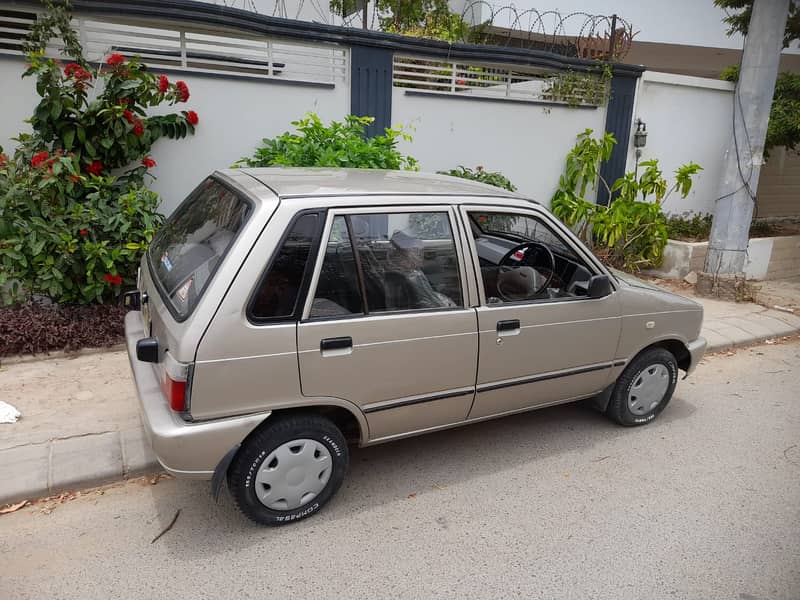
(477, 361, 623, 393)
(363, 388, 475, 414)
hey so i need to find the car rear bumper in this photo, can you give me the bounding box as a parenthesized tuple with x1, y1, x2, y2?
(124, 311, 268, 479)
(685, 336, 707, 376)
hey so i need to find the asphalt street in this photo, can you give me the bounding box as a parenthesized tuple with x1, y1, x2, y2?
(1, 340, 799, 600)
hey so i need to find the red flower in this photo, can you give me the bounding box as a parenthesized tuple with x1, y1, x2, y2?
(123, 109, 135, 124)
(0, 153, 7, 167)
(175, 80, 190, 102)
(186, 110, 199, 126)
(141, 157, 157, 168)
(79, 229, 88, 236)
(31, 151, 49, 168)
(85, 160, 104, 176)
(132, 120, 145, 137)
(106, 54, 125, 67)
(64, 63, 92, 82)
(104, 273, 123, 286)
(158, 74, 169, 93)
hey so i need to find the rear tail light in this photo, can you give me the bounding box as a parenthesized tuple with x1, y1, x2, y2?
(160, 353, 191, 413)
(162, 374, 187, 412)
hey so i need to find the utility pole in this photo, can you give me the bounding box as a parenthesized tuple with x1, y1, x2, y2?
(702, 0, 790, 283)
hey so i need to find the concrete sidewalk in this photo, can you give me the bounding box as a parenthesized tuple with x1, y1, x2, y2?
(2, 294, 799, 507)
(699, 295, 800, 350)
(0, 351, 158, 505)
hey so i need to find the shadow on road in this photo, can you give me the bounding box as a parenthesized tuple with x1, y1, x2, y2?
(144, 394, 696, 555)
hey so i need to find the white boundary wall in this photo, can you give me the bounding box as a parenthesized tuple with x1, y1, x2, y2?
(145, 75, 348, 212)
(392, 90, 608, 206)
(3, 52, 736, 218)
(625, 70, 735, 216)
(0, 57, 348, 213)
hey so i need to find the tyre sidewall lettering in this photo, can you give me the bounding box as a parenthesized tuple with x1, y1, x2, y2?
(231, 419, 348, 525)
(625, 358, 678, 422)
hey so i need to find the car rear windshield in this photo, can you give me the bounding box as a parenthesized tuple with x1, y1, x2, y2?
(148, 177, 251, 320)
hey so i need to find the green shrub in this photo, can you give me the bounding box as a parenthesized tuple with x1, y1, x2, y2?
(551, 129, 702, 271)
(236, 113, 418, 170)
(748, 219, 778, 238)
(437, 165, 517, 191)
(720, 65, 800, 155)
(0, 0, 197, 305)
(665, 213, 713, 241)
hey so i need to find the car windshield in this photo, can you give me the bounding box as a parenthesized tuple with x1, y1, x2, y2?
(471, 212, 578, 259)
(148, 178, 251, 320)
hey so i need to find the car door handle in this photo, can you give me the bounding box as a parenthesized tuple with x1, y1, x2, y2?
(320, 336, 353, 356)
(496, 319, 521, 336)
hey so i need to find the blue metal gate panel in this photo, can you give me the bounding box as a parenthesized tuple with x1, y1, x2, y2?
(350, 46, 393, 138)
(597, 76, 637, 206)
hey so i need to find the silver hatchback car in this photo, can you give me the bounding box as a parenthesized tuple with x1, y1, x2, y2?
(124, 168, 706, 525)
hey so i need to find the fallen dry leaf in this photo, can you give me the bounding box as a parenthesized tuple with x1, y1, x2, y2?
(407, 493, 417, 499)
(149, 473, 173, 486)
(0, 500, 28, 514)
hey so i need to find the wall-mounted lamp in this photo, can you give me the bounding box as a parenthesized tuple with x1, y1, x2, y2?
(633, 118, 648, 148)
(633, 118, 647, 164)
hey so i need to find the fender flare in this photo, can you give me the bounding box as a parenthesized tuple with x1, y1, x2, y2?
(209, 397, 369, 500)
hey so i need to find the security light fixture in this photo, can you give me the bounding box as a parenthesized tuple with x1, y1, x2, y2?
(633, 119, 647, 148)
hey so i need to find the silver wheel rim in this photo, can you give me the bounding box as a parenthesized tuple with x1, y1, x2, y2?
(627, 364, 670, 416)
(254, 439, 332, 511)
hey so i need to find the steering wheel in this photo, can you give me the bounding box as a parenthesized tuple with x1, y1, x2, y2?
(496, 242, 556, 300)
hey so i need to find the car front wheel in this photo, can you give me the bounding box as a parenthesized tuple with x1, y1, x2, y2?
(228, 414, 348, 525)
(606, 347, 679, 426)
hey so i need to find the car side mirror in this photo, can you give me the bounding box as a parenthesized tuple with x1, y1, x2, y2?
(587, 274, 612, 299)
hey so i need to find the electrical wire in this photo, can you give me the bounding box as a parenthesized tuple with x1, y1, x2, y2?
(708, 40, 763, 277)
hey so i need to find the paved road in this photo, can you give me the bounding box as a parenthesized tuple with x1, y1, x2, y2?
(2, 341, 799, 600)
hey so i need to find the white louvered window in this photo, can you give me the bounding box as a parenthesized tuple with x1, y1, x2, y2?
(392, 55, 607, 107)
(0, 9, 347, 86)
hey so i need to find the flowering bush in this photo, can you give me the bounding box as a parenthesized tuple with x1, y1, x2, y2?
(0, 152, 163, 303)
(0, 0, 198, 304)
(20, 51, 196, 177)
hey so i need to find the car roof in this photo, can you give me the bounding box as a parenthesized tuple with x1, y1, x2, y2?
(223, 167, 533, 203)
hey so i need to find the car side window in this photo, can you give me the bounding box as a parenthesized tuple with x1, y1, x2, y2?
(468, 210, 595, 304)
(310, 211, 463, 317)
(250, 212, 319, 320)
(352, 212, 462, 312)
(310, 216, 364, 318)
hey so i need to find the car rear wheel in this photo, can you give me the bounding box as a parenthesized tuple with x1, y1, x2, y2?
(228, 414, 348, 525)
(606, 347, 678, 426)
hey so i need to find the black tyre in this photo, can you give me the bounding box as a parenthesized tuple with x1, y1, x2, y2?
(606, 347, 679, 426)
(228, 414, 348, 525)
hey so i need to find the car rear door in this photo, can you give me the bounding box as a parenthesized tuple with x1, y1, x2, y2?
(459, 204, 622, 420)
(297, 205, 478, 443)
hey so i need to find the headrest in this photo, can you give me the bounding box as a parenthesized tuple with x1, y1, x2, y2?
(391, 230, 424, 251)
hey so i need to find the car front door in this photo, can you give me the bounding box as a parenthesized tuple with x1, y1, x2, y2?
(460, 205, 622, 420)
(297, 206, 478, 442)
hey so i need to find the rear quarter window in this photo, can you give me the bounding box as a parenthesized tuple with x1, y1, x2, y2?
(148, 177, 252, 320)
